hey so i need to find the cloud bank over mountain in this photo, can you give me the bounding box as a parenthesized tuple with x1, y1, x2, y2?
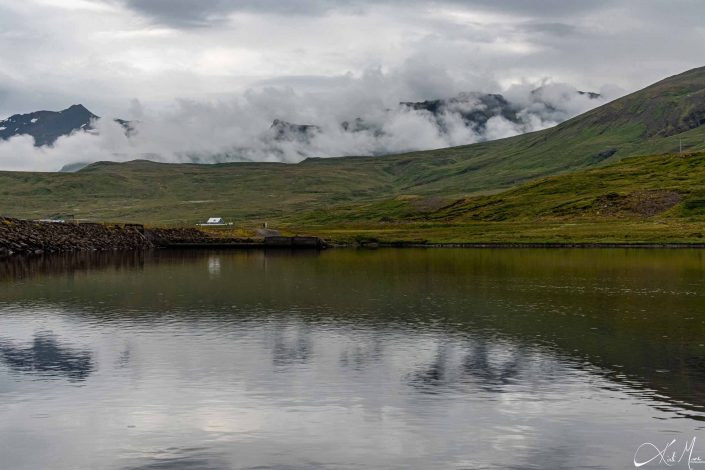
(0, 75, 612, 171)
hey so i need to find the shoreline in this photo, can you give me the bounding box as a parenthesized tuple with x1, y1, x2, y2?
(0, 217, 327, 256)
(370, 241, 705, 249)
(4, 216, 705, 257)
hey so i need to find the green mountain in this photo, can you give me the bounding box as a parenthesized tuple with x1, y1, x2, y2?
(1, 67, 705, 229)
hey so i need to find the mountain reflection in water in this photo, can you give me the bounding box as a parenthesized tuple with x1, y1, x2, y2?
(0, 332, 93, 380)
(1, 248, 705, 469)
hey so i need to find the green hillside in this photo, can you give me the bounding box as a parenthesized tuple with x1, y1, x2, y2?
(437, 152, 705, 223)
(293, 151, 705, 244)
(1, 67, 705, 231)
(300, 151, 705, 223)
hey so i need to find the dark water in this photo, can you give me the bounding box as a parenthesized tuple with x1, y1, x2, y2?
(1, 249, 705, 469)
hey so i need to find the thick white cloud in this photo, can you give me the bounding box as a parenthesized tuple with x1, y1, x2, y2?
(0, 78, 612, 171)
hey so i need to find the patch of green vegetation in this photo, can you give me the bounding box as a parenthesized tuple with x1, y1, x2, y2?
(283, 152, 705, 243)
(304, 152, 705, 222)
(299, 221, 705, 245)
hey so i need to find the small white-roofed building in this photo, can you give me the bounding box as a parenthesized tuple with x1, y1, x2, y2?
(197, 217, 233, 227)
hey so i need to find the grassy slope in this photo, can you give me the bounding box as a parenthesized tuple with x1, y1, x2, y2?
(0, 159, 396, 224)
(295, 152, 705, 243)
(1, 67, 705, 241)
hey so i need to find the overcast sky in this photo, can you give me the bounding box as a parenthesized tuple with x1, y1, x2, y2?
(2, 0, 705, 118)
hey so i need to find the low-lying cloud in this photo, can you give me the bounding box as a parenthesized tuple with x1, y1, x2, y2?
(0, 75, 615, 172)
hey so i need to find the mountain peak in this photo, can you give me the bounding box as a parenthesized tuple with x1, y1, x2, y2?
(63, 104, 97, 118)
(0, 104, 108, 146)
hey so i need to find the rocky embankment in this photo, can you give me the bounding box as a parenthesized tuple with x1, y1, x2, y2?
(0, 218, 324, 256)
(0, 218, 243, 256)
(0, 217, 155, 256)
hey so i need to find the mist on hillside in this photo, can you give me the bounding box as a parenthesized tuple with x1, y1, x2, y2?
(0, 73, 616, 172)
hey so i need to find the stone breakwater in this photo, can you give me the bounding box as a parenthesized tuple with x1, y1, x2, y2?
(0, 218, 230, 256)
(0, 218, 325, 256)
(0, 217, 156, 256)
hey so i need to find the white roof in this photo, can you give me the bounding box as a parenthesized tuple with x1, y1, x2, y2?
(206, 217, 224, 224)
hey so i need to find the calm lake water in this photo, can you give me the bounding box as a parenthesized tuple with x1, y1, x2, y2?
(1, 248, 705, 469)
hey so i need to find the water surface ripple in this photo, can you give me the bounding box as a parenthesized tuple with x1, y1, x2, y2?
(1, 249, 705, 469)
